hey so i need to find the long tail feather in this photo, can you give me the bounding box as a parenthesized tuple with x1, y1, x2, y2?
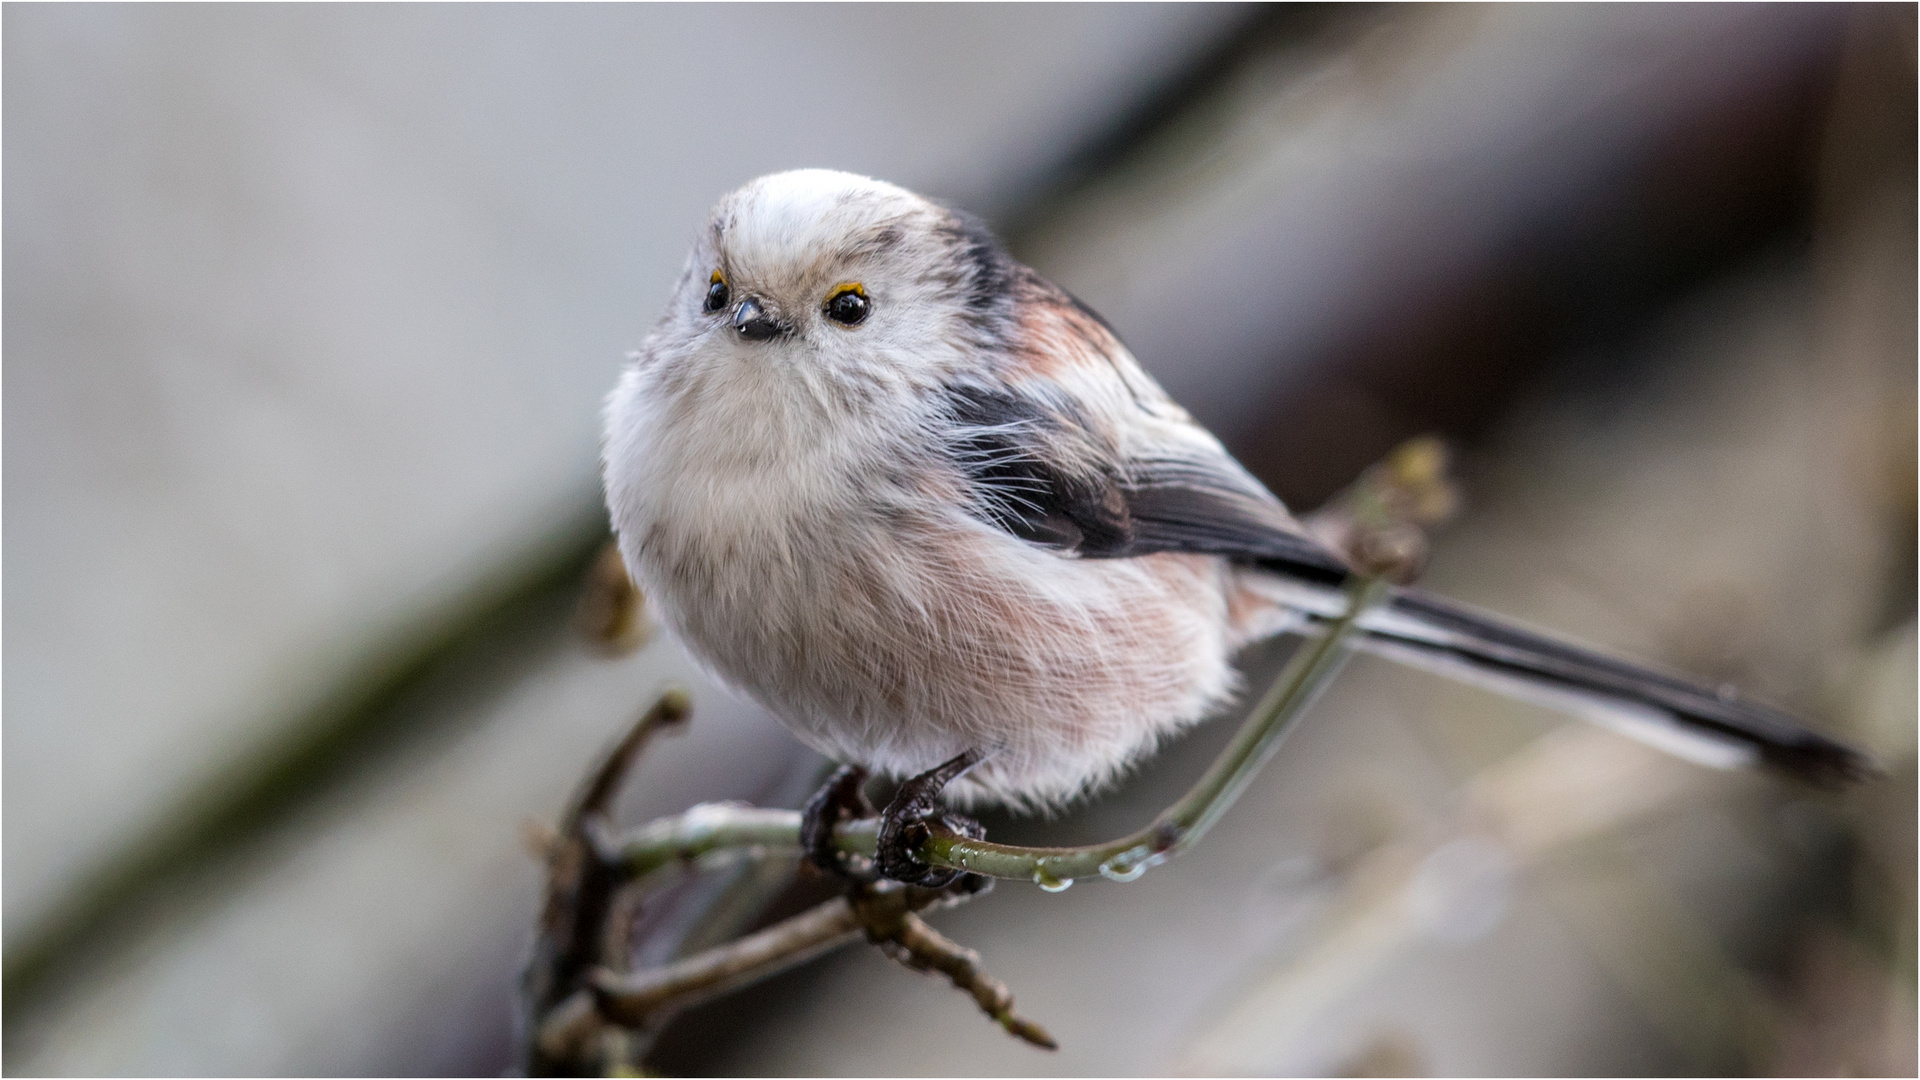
(1297, 586, 1873, 785)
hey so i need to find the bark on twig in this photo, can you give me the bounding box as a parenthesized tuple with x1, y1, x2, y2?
(572, 880, 1029, 1056)
(521, 688, 690, 1076)
(589, 897, 862, 1028)
(864, 905, 1058, 1050)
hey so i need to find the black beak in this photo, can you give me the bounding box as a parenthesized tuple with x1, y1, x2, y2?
(732, 297, 787, 341)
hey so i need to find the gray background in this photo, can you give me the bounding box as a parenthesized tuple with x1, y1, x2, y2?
(6, 5, 1913, 1075)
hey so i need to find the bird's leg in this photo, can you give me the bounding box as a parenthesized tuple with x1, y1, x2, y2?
(799, 764, 873, 876)
(876, 750, 988, 888)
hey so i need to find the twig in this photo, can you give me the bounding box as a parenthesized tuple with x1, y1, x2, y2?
(612, 802, 844, 881)
(858, 898, 1058, 1050)
(522, 689, 691, 1076)
(589, 896, 861, 1028)
(574, 880, 1013, 1038)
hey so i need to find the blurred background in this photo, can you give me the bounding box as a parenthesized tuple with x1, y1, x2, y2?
(4, 4, 1913, 1075)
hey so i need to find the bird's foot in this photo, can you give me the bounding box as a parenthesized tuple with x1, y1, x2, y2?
(799, 764, 873, 877)
(875, 750, 988, 888)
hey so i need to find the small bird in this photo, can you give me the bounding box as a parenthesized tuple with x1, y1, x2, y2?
(602, 169, 1867, 885)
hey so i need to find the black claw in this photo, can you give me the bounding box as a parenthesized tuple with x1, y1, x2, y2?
(875, 750, 987, 887)
(800, 765, 872, 876)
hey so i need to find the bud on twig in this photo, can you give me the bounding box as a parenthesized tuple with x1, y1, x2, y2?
(1306, 436, 1461, 585)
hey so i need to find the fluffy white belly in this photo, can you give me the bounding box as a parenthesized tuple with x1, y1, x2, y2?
(631, 509, 1242, 810)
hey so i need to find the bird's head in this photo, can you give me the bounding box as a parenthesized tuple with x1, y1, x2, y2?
(647, 169, 1029, 395)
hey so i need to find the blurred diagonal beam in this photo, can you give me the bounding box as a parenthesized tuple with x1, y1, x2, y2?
(2, 506, 610, 1015)
(989, 3, 1356, 237)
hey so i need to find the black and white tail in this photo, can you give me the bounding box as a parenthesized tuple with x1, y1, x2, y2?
(1300, 586, 1873, 785)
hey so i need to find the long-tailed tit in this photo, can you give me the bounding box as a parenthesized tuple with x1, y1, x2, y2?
(602, 170, 1867, 885)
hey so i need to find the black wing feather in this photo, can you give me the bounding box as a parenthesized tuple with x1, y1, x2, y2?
(944, 383, 1129, 552)
(1122, 458, 1350, 586)
(942, 382, 1348, 585)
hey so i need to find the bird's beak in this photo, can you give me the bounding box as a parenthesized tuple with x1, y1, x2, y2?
(732, 297, 789, 341)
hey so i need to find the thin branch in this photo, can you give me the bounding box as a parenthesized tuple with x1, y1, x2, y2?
(523, 689, 691, 1076)
(568, 687, 692, 827)
(870, 908, 1058, 1050)
(611, 802, 849, 880)
(589, 896, 861, 1028)
(577, 881, 996, 1038)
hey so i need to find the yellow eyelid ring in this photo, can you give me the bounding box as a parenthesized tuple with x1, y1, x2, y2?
(701, 270, 732, 314)
(822, 282, 873, 326)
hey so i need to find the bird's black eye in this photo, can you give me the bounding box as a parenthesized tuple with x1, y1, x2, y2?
(824, 283, 870, 326)
(703, 272, 730, 314)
